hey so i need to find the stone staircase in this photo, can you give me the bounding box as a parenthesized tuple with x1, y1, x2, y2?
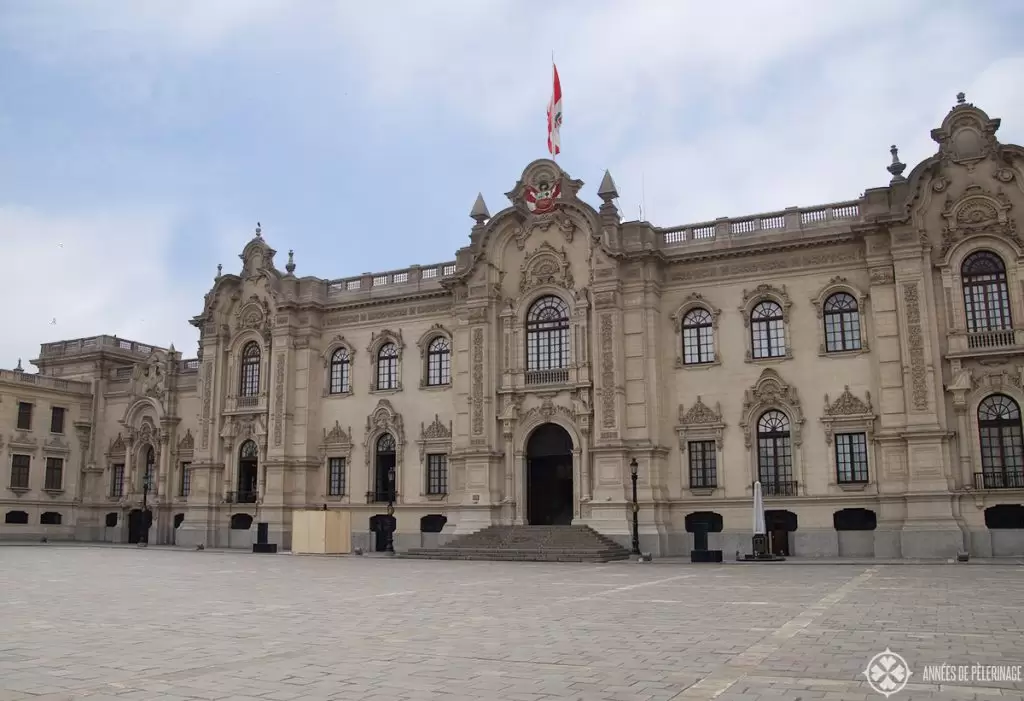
(403, 525, 633, 562)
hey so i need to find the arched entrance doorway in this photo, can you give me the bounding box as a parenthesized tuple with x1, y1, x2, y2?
(237, 440, 258, 503)
(526, 423, 574, 525)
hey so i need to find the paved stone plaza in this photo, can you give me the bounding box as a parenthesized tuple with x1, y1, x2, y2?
(1, 547, 1023, 701)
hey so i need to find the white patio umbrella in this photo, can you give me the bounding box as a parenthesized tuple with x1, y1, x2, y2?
(753, 480, 766, 536)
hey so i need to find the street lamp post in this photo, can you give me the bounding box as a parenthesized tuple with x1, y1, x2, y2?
(385, 465, 396, 554)
(629, 458, 640, 555)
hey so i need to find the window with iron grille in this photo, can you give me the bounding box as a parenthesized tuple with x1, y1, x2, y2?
(239, 341, 261, 397)
(426, 337, 451, 386)
(757, 410, 793, 485)
(50, 406, 66, 434)
(979, 394, 1023, 484)
(823, 293, 861, 352)
(44, 457, 64, 490)
(16, 402, 32, 431)
(835, 433, 869, 483)
(111, 464, 125, 497)
(180, 462, 191, 497)
(10, 455, 30, 490)
(751, 301, 786, 358)
(526, 296, 570, 371)
(377, 343, 399, 390)
(687, 441, 717, 488)
(426, 454, 448, 495)
(682, 309, 715, 364)
(328, 457, 346, 496)
(962, 251, 1013, 332)
(143, 446, 156, 491)
(329, 347, 350, 394)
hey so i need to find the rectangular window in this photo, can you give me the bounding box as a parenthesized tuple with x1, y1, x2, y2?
(180, 462, 191, 497)
(688, 441, 717, 488)
(50, 407, 66, 434)
(111, 464, 125, 497)
(835, 433, 869, 483)
(10, 455, 30, 489)
(328, 457, 346, 496)
(16, 402, 33, 431)
(44, 457, 64, 490)
(426, 454, 448, 495)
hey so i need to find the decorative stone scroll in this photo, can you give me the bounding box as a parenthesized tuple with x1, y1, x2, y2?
(821, 386, 876, 445)
(600, 313, 616, 430)
(676, 397, 726, 450)
(471, 328, 484, 435)
(902, 283, 929, 410)
(418, 414, 452, 463)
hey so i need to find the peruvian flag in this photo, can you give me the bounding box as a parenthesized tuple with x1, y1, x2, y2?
(547, 63, 562, 157)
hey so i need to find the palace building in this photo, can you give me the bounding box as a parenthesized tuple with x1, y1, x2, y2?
(3, 95, 1024, 558)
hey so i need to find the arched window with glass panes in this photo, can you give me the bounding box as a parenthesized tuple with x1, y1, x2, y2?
(978, 394, 1024, 489)
(426, 337, 451, 386)
(376, 343, 399, 390)
(756, 410, 795, 496)
(962, 251, 1013, 333)
(823, 292, 861, 352)
(239, 342, 261, 397)
(525, 295, 570, 382)
(681, 308, 715, 364)
(751, 301, 786, 359)
(328, 347, 350, 394)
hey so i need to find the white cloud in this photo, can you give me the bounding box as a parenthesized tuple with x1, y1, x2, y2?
(0, 206, 214, 370)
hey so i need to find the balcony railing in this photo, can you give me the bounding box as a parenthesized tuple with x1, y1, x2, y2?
(974, 471, 1024, 490)
(660, 200, 862, 246)
(967, 330, 1015, 350)
(365, 490, 398, 504)
(225, 490, 258, 504)
(39, 335, 167, 359)
(525, 368, 569, 386)
(757, 480, 799, 497)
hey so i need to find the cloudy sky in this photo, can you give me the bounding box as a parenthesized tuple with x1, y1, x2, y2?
(2, 1, 1023, 369)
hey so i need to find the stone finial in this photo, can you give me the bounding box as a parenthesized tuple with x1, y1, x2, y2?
(216, 263, 222, 279)
(285, 250, 296, 275)
(470, 193, 490, 223)
(169, 343, 175, 353)
(15, 358, 23, 372)
(255, 221, 262, 238)
(887, 144, 907, 183)
(956, 92, 966, 105)
(597, 170, 619, 201)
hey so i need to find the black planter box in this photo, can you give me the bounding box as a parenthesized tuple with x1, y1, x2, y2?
(690, 549, 723, 563)
(252, 543, 278, 554)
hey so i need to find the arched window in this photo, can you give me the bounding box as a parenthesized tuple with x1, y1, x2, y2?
(376, 343, 399, 390)
(756, 410, 795, 495)
(329, 347, 350, 394)
(823, 292, 861, 352)
(374, 432, 397, 501)
(143, 445, 156, 491)
(526, 295, 570, 372)
(751, 301, 786, 359)
(682, 308, 714, 364)
(426, 337, 451, 386)
(962, 251, 1012, 332)
(978, 394, 1024, 488)
(239, 342, 261, 397)
(377, 432, 396, 455)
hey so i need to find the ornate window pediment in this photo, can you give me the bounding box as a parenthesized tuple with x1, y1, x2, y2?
(940, 185, 1020, 256)
(417, 414, 452, 464)
(178, 429, 195, 452)
(821, 386, 875, 444)
(520, 242, 575, 295)
(108, 432, 126, 456)
(676, 397, 725, 450)
(320, 420, 353, 457)
(234, 294, 272, 336)
(364, 399, 405, 471)
(739, 368, 803, 447)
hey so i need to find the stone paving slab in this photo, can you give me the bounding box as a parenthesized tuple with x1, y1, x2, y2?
(1, 546, 1022, 700)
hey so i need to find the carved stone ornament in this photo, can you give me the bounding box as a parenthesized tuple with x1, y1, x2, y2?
(824, 386, 873, 416)
(739, 368, 804, 447)
(109, 432, 127, 455)
(521, 398, 575, 427)
(421, 414, 452, 441)
(235, 294, 272, 334)
(367, 329, 404, 354)
(323, 421, 353, 446)
(417, 324, 451, 357)
(600, 313, 616, 430)
(321, 335, 355, 366)
(739, 283, 792, 326)
(520, 242, 575, 295)
(364, 399, 404, 470)
(679, 397, 723, 425)
(939, 184, 1020, 255)
(903, 282, 929, 411)
(676, 397, 726, 451)
(931, 99, 1002, 167)
(177, 429, 195, 451)
(130, 351, 168, 402)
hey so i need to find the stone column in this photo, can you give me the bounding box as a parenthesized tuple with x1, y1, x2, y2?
(572, 447, 582, 521)
(514, 451, 526, 524)
(954, 408, 972, 488)
(502, 422, 515, 524)
(580, 433, 592, 502)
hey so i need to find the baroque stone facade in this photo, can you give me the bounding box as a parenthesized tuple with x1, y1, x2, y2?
(3, 95, 1024, 558)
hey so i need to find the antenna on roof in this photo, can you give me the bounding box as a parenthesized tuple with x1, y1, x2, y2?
(640, 171, 647, 222)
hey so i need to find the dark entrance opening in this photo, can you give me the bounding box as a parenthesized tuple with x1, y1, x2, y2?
(369, 514, 396, 552)
(236, 440, 259, 503)
(526, 423, 574, 525)
(127, 508, 150, 544)
(173, 513, 185, 529)
(833, 508, 877, 531)
(985, 504, 1024, 529)
(765, 509, 797, 556)
(373, 433, 396, 503)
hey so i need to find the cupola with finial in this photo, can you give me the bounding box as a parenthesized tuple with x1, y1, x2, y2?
(597, 169, 620, 224)
(285, 250, 296, 276)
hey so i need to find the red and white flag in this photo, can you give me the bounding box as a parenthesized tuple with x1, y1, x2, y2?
(547, 62, 562, 157)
